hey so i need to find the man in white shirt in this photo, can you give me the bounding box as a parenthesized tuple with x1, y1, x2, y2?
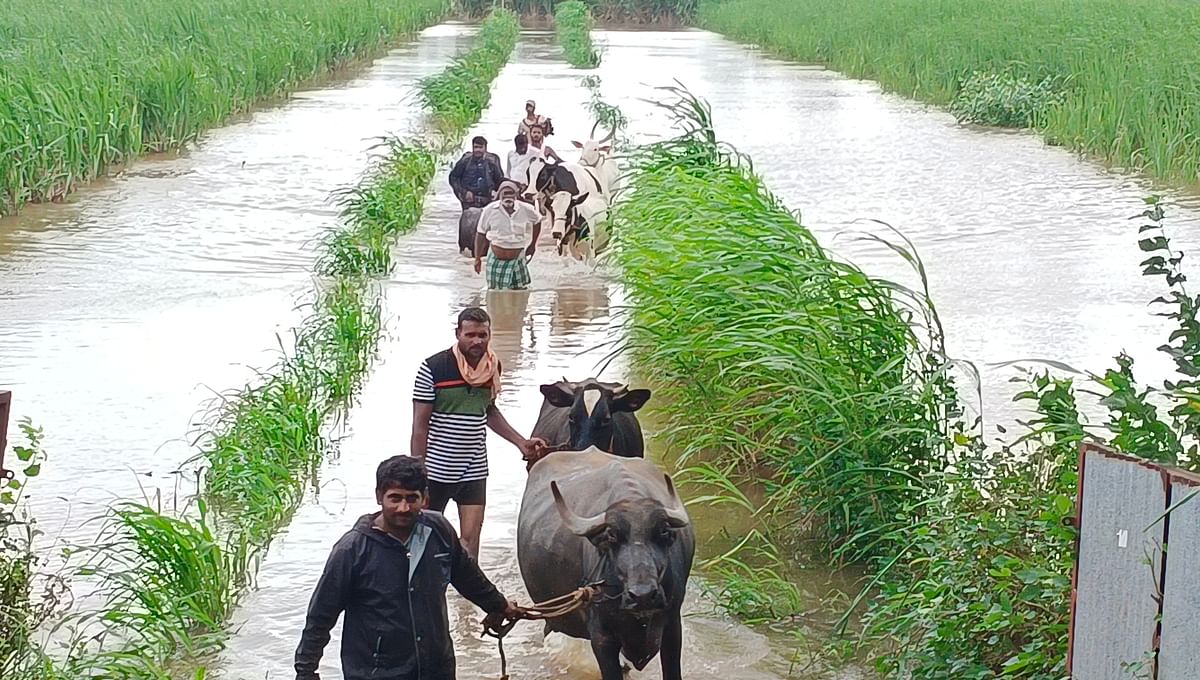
(506, 133, 540, 186)
(474, 181, 542, 291)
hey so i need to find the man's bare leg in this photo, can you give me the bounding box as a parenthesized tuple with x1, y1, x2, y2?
(458, 503, 485, 560)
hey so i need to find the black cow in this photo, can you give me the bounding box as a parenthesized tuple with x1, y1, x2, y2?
(532, 378, 651, 457)
(517, 447, 695, 680)
(458, 206, 482, 256)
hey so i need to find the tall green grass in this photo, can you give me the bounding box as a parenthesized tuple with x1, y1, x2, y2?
(419, 9, 520, 139)
(459, 0, 697, 22)
(607, 86, 957, 565)
(4, 12, 517, 677)
(700, 0, 1200, 185)
(555, 2, 602, 68)
(0, 0, 448, 215)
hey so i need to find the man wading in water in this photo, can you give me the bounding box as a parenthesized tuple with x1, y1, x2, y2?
(448, 136, 503, 209)
(294, 455, 525, 680)
(474, 181, 541, 291)
(411, 306, 545, 559)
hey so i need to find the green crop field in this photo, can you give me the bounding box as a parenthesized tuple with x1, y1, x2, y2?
(701, 0, 1200, 186)
(0, 0, 449, 215)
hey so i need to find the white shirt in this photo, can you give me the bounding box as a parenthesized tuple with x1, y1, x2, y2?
(507, 148, 541, 182)
(476, 201, 541, 249)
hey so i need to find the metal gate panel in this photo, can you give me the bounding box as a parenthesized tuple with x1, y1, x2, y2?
(1071, 448, 1166, 679)
(1158, 475, 1200, 680)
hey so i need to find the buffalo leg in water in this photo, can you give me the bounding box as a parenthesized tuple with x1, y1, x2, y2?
(660, 609, 683, 680)
(590, 635, 626, 680)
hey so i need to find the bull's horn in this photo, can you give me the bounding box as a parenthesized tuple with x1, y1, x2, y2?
(599, 126, 616, 144)
(663, 474, 690, 528)
(590, 119, 601, 139)
(551, 480, 608, 538)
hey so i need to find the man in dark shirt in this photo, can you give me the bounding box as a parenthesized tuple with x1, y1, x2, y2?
(448, 136, 503, 209)
(294, 455, 524, 680)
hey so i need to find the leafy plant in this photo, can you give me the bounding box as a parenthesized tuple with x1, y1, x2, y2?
(556, 1, 602, 68)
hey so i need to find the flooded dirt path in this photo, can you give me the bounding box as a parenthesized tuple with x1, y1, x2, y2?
(209, 28, 855, 680)
(0, 27, 466, 544)
(9, 19, 1200, 680)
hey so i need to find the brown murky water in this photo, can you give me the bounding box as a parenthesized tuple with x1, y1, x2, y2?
(7, 19, 1200, 680)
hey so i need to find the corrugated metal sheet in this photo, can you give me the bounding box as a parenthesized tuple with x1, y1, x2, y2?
(1071, 449, 1164, 679)
(1158, 478, 1200, 680)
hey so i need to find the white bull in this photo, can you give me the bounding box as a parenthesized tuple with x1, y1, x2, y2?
(572, 121, 622, 199)
(547, 189, 609, 264)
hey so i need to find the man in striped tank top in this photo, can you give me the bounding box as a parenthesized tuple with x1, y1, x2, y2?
(410, 306, 545, 560)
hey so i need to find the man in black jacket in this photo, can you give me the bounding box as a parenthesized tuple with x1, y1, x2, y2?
(295, 455, 524, 680)
(448, 136, 504, 209)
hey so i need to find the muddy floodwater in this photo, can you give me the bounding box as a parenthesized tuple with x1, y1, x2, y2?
(6, 20, 1200, 680)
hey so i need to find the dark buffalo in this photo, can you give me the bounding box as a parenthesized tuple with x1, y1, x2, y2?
(458, 207, 482, 256)
(532, 378, 650, 456)
(517, 447, 695, 680)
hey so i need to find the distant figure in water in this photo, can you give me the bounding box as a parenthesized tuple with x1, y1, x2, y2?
(293, 455, 525, 680)
(518, 99, 554, 139)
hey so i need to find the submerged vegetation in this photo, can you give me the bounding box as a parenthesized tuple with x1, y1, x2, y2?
(3, 11, 517, 677)
(458, 0, 697, 22)
(555, 1, 602, 68)
(611, 88, 1200, 678)
(0, 0, 449, 215)
(419, 9, 520, 138)
(608, 87, 956, 565)
(700, 0, 1200, 184)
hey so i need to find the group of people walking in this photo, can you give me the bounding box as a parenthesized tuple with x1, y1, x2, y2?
(447, 100, 562, 292)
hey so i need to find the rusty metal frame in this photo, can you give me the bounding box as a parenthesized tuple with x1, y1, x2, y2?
(0, 390, 11, 481)
(1067, 441, 1200, 678)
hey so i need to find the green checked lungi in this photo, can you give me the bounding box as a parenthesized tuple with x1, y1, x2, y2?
(485, 252, 531, 290)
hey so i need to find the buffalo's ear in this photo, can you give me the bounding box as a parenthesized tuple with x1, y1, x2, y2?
(572, 140, 584, 148)
(540, 383, 576, 408)
(598, 145, 611, 153)
(612, 388, 651, 412)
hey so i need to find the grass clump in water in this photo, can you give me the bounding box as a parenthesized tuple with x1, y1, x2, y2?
(459, 0, 697, 22)
(418, 10, 520, 139)
(950, 71, 1066, 128)
(608, 86, 956, 565)
(0, 0, 449, 215)
(700, 0, 1200, 184)
(321, 139, 438, 278)
(555, 1, 602, 68)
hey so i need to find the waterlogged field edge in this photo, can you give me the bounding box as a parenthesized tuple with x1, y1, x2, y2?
(0, 11, 517, 678)
(555, 2, 602, 69)
(699, 0, 1200, 187)
(0, 0, 450, 216)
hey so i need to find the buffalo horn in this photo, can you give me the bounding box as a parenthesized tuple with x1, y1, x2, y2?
(662, 474, 690, 528)
(551, 480, 608, 537)
(599, 126, 616, 144)
(590, 119, 601, 139)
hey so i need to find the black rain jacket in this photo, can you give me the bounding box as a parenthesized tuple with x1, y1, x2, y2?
(294, 511, 508, 680)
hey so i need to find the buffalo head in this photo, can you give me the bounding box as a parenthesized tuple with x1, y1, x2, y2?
(550, 475, 689, 614)
(539, 379, 650, 451)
